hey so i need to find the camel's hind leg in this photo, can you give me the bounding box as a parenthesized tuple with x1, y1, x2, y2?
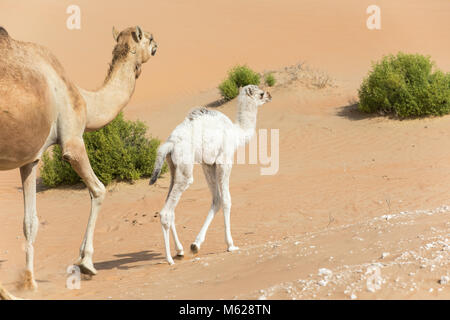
(19, 161, 39, 290)
(62, 138, 106, 275)
(165, 156, 184, 258)
(160, 162, 193, 265)
(191, 164, 221, 253)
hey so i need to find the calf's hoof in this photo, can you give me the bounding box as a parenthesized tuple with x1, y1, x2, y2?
(190, 243, 200, 254)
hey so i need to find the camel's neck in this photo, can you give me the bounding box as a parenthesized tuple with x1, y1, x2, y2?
(79, 59, 137, 131)
(235, 98, 258, 144)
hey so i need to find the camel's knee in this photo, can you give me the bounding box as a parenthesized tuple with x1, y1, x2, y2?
(160, 210, 173, 230)
(62, 151, 74, 163)
(222, 199, 231, 212)
(23, 213, 39, 243)
(90, 182, 106, 202)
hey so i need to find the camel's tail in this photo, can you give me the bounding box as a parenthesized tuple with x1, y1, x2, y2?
(149, 141, 174, 185)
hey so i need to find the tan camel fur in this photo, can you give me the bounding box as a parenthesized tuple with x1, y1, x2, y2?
(0, 25, 157, 290)
(0, 282, 17, 300)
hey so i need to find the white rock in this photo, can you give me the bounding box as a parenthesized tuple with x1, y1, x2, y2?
(439, 276, 449, 285)
(318, 268, 333, 277)
(318, 280, 328, 286)
(381, 252, 390, 259)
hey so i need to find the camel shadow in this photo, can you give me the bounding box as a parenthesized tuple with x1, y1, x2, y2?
(205, 98, 228, 108)
(94, 250, 162, 271)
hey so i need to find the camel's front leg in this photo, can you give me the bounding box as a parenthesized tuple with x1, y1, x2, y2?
(62, 138, 105, 275)
(0, 282, 17, 300)
(217, 164, 239, 252)
(191, 164, 221, 253)
(19, 161, 39, 290)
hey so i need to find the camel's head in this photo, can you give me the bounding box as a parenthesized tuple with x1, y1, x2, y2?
(111, 26, 157, 77)
(240, 85, 272, 106)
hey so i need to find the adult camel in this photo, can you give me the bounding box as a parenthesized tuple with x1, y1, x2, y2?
(0, 25, 157, 290)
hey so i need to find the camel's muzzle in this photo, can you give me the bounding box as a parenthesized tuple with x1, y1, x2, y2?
(151, 44, 157, 56)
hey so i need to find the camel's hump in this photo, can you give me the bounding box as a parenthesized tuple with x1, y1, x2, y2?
(187, 107, 220, 121)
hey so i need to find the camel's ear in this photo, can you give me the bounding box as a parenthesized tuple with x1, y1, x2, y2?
(132, 26, 143, 42)
(245, 86, 254, 97)
(112, 26, 119, 42)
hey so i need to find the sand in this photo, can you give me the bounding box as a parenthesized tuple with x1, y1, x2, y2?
(0, 0, 449, 299)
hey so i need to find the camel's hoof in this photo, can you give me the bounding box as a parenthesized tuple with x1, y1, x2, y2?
(77, 260, 98, 276)
(167, 258, 175, 265)
(22, 270, 38, 291)
(190, 243, 200, 254)
(227, 245, 240, 252)
(175, 251, 184, 259)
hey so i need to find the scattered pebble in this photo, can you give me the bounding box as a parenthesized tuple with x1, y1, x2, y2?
(318, 268, 333, 277)
(318, 280, 328, 286)
(439, 276, 449, 285)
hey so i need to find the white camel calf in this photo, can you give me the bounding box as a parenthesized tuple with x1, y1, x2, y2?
(150, 85, 272, 264)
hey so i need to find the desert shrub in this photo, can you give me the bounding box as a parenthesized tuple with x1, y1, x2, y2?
(358, 52, 450, 118)
(264, 73, 276, 87)
(228, 65, 261, 88)
(41, 113, 166, 187)
(218, 78, 239, 101)
(219, 65, 261, 100)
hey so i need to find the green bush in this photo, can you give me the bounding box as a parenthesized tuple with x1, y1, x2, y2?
(41, 113, 166, 187)
(358, 52, 450, 118)
(218, 78, 239, 101)
(265, 73, 276, 87)
(219, 65, 261, 100)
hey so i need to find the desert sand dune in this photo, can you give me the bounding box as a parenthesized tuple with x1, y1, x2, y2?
(0, 0, 449, 299)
